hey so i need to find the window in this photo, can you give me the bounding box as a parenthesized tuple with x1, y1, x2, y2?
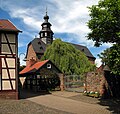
(41, 33, 43, 37)
(40, 46, 43, 50)
(38, 41, 41, 45)
(82, 49, 84, 52)
(37, 54, 41, 59)
(44, 25, 47, 27)
(47, 64, 51, 69)
(37, 75, 40, 79)
(45, 32, 47, 36)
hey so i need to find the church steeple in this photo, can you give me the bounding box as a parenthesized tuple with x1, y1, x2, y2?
(39, 9, 54, 44)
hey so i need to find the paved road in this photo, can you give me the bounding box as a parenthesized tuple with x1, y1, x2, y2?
(27, 92, 111, 114)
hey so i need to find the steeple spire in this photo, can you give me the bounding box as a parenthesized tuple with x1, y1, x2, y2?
(43, 7, 49, 22)
(46, 6, 47, 15)
(39, 9, 54, 44)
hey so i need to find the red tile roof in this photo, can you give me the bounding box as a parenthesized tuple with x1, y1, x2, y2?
(0, 19, 21, 32)
(19, 60, 49, 75)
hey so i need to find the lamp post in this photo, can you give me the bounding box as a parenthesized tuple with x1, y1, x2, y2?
(18, 53, 26, 97)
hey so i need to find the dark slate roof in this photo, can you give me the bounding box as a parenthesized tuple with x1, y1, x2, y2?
(30, 38, 46, 54)
(71, 43, 95, 59)
(27, 38, 95, 60)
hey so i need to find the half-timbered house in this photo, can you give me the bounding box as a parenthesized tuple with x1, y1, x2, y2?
(19, 59, 63, 91)
(0, 19, 21, 99)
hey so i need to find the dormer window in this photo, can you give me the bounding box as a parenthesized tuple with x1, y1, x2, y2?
(82, 49, 84, 52)
(40, 46, 43, 50)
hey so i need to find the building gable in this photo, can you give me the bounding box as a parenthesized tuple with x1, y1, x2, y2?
(0, 19, 21, 32)
(26, 43, 37, 66)
(19, 60, 62, 75)
(25, 38, 46, 64)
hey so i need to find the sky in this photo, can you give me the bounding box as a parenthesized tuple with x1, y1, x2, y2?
(0, 0, 112, 67)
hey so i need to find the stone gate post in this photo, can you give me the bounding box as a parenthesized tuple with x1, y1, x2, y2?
(58, 73, 64, 91)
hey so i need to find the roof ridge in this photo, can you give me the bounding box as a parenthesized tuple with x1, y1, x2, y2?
(71, 42, 86, 47)
(8, 19, 19, 30)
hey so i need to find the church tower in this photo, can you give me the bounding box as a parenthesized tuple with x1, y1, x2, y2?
(39, 10, 54, 44)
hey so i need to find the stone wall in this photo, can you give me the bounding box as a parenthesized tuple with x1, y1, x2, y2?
(0, 91, 18, 99)
(26, 44, 37, 66)
(86, 71, 107, 96)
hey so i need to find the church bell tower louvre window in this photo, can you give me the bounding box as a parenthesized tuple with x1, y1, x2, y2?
(45, 32, 47, 36)
(41, 33, 43, 37)
(43, 25, 47, 27)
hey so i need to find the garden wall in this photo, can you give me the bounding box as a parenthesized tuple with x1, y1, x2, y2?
(86, 71, 108, 97)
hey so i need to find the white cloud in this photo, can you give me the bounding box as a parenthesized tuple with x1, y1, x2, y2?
(9, 8, 42, 31)
(95, 58, 102, 67)
(18, 53, 26, 66)
(1, 0, 99, 47)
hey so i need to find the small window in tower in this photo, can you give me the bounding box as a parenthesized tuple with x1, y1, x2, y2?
(47, 33, 50, 36)
(44, 25, 47, 27)
(47, 64, 51, 69)
(41, 33, 43, 37)
(45, 32, 47, 36)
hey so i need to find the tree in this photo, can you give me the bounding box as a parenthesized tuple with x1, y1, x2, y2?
(98, 44, 120, 75)
(41, 39, 95, 75)
(87, 0, 120, 46)
(87, 0, 120, 75)
(98, 48, 110, 65)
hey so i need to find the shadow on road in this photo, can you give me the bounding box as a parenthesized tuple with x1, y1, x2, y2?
(98, 98, 120, 114)
(19, 89, 51, 99)
(69, 93, 120, 114)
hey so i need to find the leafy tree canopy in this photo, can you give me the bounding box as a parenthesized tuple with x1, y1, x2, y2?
(88, 0, 120, 75)
(87, 0, 120, 46)
(41, 39, 95, 75)
(19, 65, 26, 72)
(98, 44, 120, 75)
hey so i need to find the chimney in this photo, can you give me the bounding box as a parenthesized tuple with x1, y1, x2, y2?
(29, 57, 37, 66)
